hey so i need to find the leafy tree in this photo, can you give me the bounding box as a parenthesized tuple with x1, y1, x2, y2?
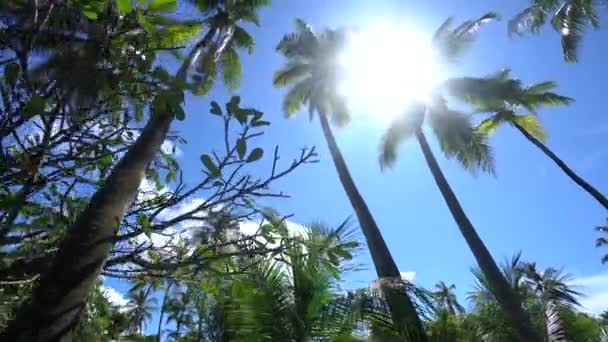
(451, 70, 608, 210)
(508, 0, 604, 62)
(379, 13, 541, 342)
(273, 18, 428, 340)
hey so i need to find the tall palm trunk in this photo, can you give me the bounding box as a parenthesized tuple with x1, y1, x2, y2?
(512, 121, 608, 210)
(318, 113, 428, 341)
(2, 29, 221, 341)
(157, 283, 172, 342)
(415, 129, 542, 342)
(2, 111, 173, 341)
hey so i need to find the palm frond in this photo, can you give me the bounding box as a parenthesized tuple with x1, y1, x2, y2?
(433, 12, 498, 62)
(329, 95, 351, 128)
(508, 5, 546, 36)
(510, 114, 547, 143)
(518, 85, 573, 113)
(220, 47, 241, 90)
(276, 18, 319, 59)
(443, 71, 523, 111)
(281, 78, 314, 117)
(272, 61, 313, 88)
(231, 25, 255, 54)
(429, 104, 495, 175)
(378, 105, 425, 169)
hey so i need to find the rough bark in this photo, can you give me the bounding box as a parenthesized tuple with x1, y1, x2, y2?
(416, 129, 542, 342)
(319, 113, 428, 341)
(1, 111, 173, 341)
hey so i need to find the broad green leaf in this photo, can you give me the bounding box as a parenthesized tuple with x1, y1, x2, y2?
(137, 215, 152, 233)
(233, 109, 247, 124)
(22, 94, 46, 118)
(252, 120, 270, 127)
(165, 170, 176, 183)
(226, 95, 241, 114)
(116, 0, 131, 15)
(236, 138, 247, 159)
(201, 154, 220, 176)
(246, 148, 264, 163)
(148, 0, 177, 13)
(210, 101, 222, 115)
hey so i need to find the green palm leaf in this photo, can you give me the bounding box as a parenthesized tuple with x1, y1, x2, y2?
(281, 78, 314, 117)
(378, 105, 425, 169)
(220, 47, 242, 90)
(429, 105, 495, 175)
(232, 25, 255, 54)
(433, 12, 499, 62)
(510, 114, 547, 143)
(272, 62, 313, 88)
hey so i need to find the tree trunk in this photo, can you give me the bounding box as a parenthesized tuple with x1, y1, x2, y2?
(1, 111, 174, 341)
(157, 283, 172, 342)
(512, 121, 608, 210)
(318, 113, 428, 341)
(416, 129, 542, 342)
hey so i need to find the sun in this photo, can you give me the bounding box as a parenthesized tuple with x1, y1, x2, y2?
(339, 20, 442, 123)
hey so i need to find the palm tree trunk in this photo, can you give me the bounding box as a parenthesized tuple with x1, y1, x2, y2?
(2, 29, 222, 341)
(1, 111, 174, 341)
(512, 121, 608, 210)
(318, 113, 428, 341)
(157, 283, 172, 342)
(415, 129, 542, 342)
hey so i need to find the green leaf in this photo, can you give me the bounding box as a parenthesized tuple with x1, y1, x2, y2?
(82, 8, 99, 20)
(165, 170, 176, 183)
(116, 0, 131, 15)
(226, 95, 241, 114)
(252, 120, 270, 127)
(220, 48, 242, 90)
(210, 101, 222, 116)
(137, 215, 152, 232)
(233, 109, 247, 124)
(174, 104, 185, 121)
(148, 0, 177, 12)
(512, 114, 547, 143)
(22, 94, 45, 118)
(201, 154, 220, 176)
(236, 138, 247, 159)
(4, 62, 19, 86)
(246, 148, 264, 163)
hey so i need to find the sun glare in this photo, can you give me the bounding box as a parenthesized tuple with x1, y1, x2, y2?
(339, 20, 442, 123)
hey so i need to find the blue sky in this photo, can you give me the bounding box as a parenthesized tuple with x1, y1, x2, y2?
(106, 0, 608, 333)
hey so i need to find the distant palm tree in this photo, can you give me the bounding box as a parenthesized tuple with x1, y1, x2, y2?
(273, 19, 427, 340)
(126, 289, 158, 335)
(380, 14, 542, 342)
(597, 219, 608, 264)
(508, 0, 602, 62)
(5, 1, 268, 339)
(521, 262, 582, 342)
(433, 281, 465, 316)
(448, 70, 608, 210)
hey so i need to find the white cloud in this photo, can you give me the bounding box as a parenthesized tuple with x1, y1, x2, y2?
(572, 272, 608, 315)
(101, 285, 129, 309)
(161, 140, 183, 157)
(400, 271, 416, 282)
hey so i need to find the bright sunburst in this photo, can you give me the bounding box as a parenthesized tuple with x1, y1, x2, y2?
(339, 20, 442, 123)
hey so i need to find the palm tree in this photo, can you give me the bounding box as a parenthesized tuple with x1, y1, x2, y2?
(596, 219, 608, 264)
(450, 70, 608, 210)
(155, 278, 179, 342)
(521, 262, 582, 342)
(433, 281, 465, 316)
(380, 15, 542, 342)
(126, 289, 158, 335)
(273, 19, 428, 340)
(508, 0, 602, 62)
(3, 1, 268, 339)
(222, 221, 361, 341)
